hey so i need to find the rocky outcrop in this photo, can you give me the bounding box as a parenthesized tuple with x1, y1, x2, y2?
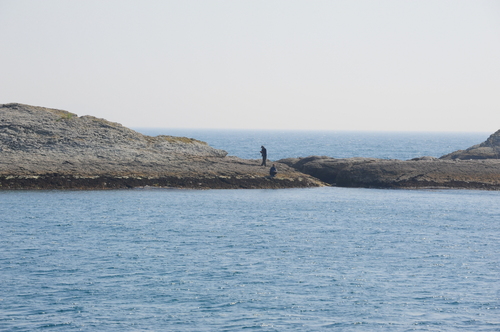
(440, 130, 500, 160)
(281, 156, 500, 189)
(334, 159, 500, 189)
(280, 132, 500, 190)
(0, 103, 227, 158)
(0, 103, 323, 189)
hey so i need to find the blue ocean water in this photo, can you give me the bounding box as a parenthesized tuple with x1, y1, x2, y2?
(1, 131, 499, 331)
(135, 129, 490, 160)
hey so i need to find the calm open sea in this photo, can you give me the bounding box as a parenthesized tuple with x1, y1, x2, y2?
(136, 128, 490, 161)
(1, 130, 499, 331)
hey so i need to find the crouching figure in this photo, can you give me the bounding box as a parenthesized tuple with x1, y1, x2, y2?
(269, 164, 277, 178)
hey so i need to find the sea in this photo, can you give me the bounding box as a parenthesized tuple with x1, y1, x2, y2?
(1, 130, 499, 331)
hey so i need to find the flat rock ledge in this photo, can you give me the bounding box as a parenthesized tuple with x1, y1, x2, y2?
(280, 156, 500, 190)
(0, 155, 322, 190)
(0, 173, 319, 190)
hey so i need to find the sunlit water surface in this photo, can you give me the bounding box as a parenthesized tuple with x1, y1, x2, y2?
(1, 187, 499, 331)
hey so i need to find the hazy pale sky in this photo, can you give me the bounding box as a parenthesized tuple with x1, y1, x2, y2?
(1, 0, 499, 131)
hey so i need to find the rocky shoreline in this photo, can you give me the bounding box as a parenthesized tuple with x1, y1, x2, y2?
(1, 103, 499, 190)
(0, 103, 323, 190)
(279, 156, 500, 190)
(0, 173, 317, 190)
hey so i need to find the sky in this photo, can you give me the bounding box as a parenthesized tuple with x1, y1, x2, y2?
(1, 0, 499, 132)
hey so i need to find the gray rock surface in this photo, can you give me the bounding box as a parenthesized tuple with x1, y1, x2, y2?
(0, 103, 323, 189)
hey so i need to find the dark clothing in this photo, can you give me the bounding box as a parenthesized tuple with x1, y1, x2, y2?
(260, 146, 267, 166)
(270, 165, 277, 177)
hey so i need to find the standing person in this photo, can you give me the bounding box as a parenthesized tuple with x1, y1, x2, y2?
(270, 164, 277, 178)
(260, 146, 267, 166)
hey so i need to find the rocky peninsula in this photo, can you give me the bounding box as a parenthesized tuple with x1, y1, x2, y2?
(2, 103, 499, 190)
(279, 130, 500, 190)
(0, 103, 323, 189)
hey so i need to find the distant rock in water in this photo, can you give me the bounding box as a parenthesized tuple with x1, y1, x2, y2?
(0, 103, 322, 189)
(440, 130, 500, 160)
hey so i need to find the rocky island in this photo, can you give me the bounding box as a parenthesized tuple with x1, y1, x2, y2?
(0, 103, 323, 189)
(1, 103, 499, 190)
